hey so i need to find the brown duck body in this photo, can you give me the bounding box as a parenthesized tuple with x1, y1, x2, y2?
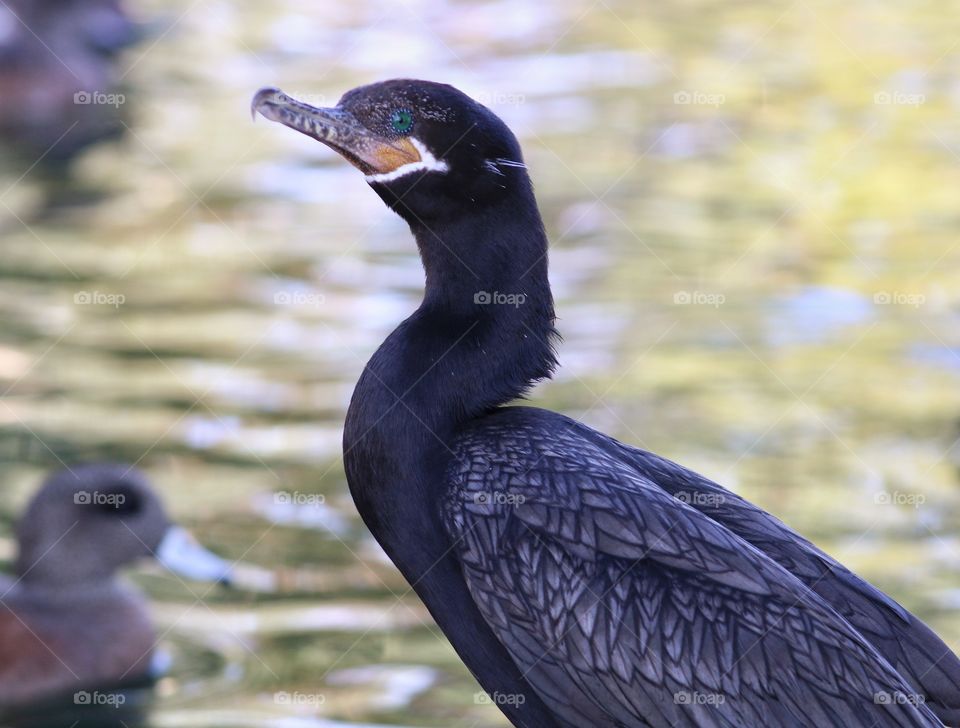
(0, 579, 156, 706)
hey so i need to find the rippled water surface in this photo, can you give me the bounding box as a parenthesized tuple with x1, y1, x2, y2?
(1, 0, 959, 725)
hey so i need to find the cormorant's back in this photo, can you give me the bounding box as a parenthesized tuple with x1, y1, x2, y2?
(443, 406, 949, 727)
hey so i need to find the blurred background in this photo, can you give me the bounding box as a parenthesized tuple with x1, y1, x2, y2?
(1, 0, 959, 725)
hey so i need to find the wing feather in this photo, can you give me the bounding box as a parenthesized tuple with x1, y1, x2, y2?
(444, 412, 943, 728)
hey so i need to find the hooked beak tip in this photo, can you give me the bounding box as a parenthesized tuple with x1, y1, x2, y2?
(251, 86, 285, 122)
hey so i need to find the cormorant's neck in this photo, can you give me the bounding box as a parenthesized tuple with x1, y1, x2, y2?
(422, 185, 557, 404)
(343, 186, 556, 522)
(341, 186, 565, 728)
(356, 186, 556, 438)
(414, 192, 550, 317)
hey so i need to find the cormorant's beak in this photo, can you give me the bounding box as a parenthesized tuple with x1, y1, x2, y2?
(251, 87, 421, 175)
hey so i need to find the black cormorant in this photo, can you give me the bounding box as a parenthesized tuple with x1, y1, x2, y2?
(252, 80, 960, 728)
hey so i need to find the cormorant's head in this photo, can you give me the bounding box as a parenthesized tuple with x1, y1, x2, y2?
(252, 79, 530, 223)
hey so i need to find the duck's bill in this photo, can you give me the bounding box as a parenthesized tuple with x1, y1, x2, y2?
(251, 87, 420, 175)
(155, 526, 276, 592)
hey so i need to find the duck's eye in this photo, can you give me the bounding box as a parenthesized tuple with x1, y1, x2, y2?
(94, 487, 143, 516)
(389, 109, 414, 134)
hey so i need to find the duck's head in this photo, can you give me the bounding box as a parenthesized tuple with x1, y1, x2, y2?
(14, 464, 238, 588)
(252, 79, 531, 224)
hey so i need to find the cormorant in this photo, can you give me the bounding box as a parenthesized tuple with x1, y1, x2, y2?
(252, 80, 960, 728)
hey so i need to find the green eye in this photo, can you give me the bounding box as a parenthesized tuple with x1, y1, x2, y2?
(389, 109, 414, 134)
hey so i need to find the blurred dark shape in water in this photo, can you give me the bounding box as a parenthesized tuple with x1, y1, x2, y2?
(0, 680, 154, 728)
(0, 0, 141, 163)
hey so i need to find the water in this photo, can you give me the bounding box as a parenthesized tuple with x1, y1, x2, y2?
(1, 0, 959, 725)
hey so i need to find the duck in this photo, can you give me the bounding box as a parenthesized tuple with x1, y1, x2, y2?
(0, 0, 139, 160)
(0, 463, 241, 710)
(252, 80, 960, 728)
